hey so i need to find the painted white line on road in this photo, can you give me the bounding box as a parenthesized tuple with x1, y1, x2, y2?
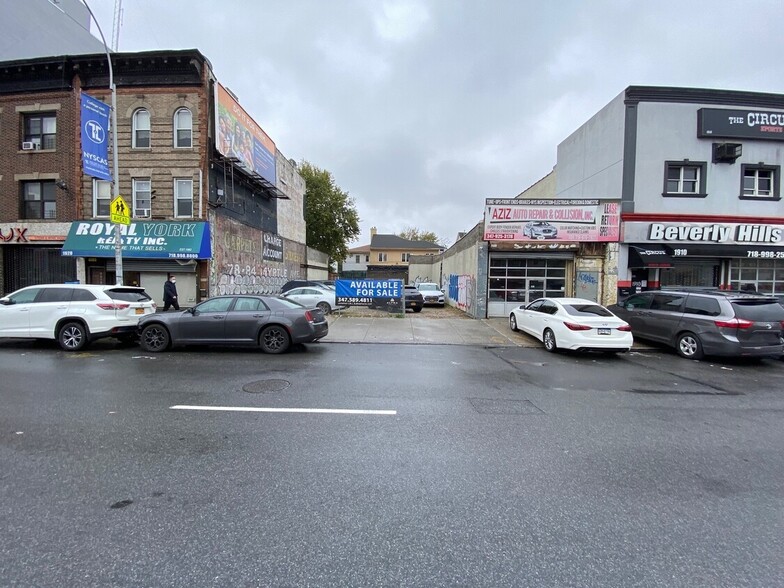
(170, 405, 397, 416)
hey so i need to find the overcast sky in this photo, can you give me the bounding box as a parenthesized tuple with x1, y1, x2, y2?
(88, 0, 784, 247)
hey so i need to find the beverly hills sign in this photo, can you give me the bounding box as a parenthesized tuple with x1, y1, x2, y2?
(625, 222, 784, 246)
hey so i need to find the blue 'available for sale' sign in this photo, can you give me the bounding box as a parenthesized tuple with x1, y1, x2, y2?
(335, 279, 402, 306)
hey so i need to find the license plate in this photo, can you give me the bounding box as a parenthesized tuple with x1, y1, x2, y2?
(135, 308, 145, 315)
(408, 302, 416, 307)
(598, 328, 611, 335)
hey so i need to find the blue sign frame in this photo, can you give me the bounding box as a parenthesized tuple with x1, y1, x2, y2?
(80, 92, 112, 182)
(335, 279, 402, 306)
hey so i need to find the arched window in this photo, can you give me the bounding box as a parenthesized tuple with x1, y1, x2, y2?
(132, 109, 150, 148)
(173, 108, 192, 148)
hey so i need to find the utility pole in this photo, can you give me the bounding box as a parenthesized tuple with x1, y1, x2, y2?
(82, 0, 123, 284)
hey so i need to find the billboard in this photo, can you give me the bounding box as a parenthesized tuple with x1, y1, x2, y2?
(484, 199, 620, 242)
(215, 83, 277, 184)
(80, 92, 111, 181)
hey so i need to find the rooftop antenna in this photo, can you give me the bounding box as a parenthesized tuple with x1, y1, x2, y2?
(111, 0, 122, 51)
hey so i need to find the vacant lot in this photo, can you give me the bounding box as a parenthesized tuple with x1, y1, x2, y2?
(333, 303, 469, 319)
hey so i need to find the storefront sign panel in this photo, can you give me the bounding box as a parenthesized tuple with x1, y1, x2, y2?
(624, 221, 784, 246)
(61, 221, 211, 259)
(484, 199, 620, 242)
(698, 108, 784, 141)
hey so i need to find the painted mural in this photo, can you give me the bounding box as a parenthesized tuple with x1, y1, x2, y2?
(210, 213, 306, 296)
(449, 274, 475, 313)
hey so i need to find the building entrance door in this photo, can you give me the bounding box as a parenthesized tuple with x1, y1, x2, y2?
(487, 255, 569, 317)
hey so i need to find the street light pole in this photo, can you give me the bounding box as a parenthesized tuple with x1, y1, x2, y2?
(81, 0, 123, 285)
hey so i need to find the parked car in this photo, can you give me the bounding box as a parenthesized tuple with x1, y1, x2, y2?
(0, 284, 156, 351)
(522, 221, 558, 239)
(369, 284, 424, 312)
(417, 282, 445, 307)
(281, 280, 334, 293)
(510, 297, 633, 354)
(137, 295, 328, 354)
(281, 286, 343, 314)
(608, 289, 784, 360)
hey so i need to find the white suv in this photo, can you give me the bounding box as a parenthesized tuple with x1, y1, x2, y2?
(0, 284, 156, 351)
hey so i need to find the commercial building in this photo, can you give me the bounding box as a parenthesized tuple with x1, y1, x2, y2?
(0, 49, 312, 305)
(409, 85, 784, 317)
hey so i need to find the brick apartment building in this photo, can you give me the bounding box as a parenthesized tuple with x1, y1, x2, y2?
(0, 50, 309, 305)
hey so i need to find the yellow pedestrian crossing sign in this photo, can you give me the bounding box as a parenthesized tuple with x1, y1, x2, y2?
(110, 195, 131, 226)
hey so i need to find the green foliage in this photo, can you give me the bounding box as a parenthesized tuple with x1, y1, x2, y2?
(299, 161, 360, 262)
(398, 226, 441, 244)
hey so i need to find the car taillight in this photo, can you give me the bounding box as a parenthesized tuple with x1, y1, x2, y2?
(714, 318, 753, 329)
(305, 310, 314, 322)
(96, 302, 130, 310)
(617, 325, 632, 332)
(563, 321, 592, 331)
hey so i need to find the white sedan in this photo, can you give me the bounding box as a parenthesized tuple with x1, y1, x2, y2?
(509, 297, 633, 354)
(281, 286, 343, 314)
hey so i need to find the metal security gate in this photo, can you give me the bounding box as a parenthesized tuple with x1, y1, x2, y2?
(660, 259, 720, 288)
(2, 246, 76, 295)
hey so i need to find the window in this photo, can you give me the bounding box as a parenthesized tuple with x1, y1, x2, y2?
(663, 161, 707, 197)
(132, 109, 150, 148)
(23, 113, 56, 149)
(38, 288, 74, 303)
(741, 164, 780, 200)
(650, 293, 686, 311)
(354, 255, 360, 263)
(378, 252, 388, 262)
(132, 179, 152, 218)
(174, 179, 193, 217)
(365, 254, 370, 262)
(402, 253, 411, 262)
(233, 297, 266, 311)
(93, 180, 111, 217)
(173, 108, 192, 148)
(22, 181, 57, 219)
(196, 297, 233, 313)
(684, 296, 721, 317)
(8, 288, 42, 304)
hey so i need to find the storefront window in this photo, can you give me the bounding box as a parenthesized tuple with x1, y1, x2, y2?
(728, 259, 784, 294)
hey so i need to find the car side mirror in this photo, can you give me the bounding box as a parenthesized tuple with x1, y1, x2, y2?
(187, 307, 197, 315)
(0, 297, 11, 305)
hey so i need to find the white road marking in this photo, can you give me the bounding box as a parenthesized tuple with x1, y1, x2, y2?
(170, 405, 397, 415)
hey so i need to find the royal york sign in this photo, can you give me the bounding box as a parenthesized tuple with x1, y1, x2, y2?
(625, 221, 784, 246)
(698, 108, 784, 141)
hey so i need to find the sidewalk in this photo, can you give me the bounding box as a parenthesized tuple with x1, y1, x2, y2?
(323, 314, 658, 349)
(324, 315, 554, 347)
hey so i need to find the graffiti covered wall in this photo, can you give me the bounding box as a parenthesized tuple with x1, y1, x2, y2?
(209, 212, 306, 296)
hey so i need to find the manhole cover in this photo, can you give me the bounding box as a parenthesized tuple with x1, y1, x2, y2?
(243, 379, 291, 393)
(469, 398, 544, 415)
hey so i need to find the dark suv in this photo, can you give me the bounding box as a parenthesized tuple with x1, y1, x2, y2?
(369, 285, 424, 313)
(608, 289, 784, 359)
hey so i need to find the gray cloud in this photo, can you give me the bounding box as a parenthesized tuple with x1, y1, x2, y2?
(93, 0, 784, 246)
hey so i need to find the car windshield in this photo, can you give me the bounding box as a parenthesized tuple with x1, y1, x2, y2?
(563, 303, 613, 317)
(107, 288, 152, 302)
(418, 284, 439, 291)
(270, 296, 307, 310)
(731, 300, 784, 321)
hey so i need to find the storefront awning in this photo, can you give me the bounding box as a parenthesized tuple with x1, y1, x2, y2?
(61, 221, 211, 259)
(628, 245, 673, 268)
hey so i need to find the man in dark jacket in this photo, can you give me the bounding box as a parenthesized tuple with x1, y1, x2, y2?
(163, 275, 179, 311)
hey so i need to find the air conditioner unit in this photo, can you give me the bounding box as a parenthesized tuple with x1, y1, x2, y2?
(21, 141, 35, 150)
(136, 208, 151, 218)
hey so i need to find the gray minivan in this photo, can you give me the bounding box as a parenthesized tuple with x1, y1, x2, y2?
(608, 289, 784, 359)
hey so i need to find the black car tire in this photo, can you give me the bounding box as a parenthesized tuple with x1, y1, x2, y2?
(58, 321, 88, 351)
(543, 328, 558, 353)
(676, 331, 704, 360)
(413, 307, 422, 313)
(140, 324, 170, 353)
(510, 314, 518, 331)
(259, 325, 290, 354)
(316, 301, 331, 314)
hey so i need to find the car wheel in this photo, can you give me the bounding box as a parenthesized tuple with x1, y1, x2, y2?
(510, 314, 518, 331)
(412, 307, 422, 313)
(543, 328, 558, 353)
(316, 301, 331, 314)
(676, 331, 704, 360)
(58, 322, 88, 351)
(259, 325, 290, 354)
(140, 324, 170, 352)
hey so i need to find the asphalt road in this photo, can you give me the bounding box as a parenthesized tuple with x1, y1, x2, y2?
(1, 340, 783, 587)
